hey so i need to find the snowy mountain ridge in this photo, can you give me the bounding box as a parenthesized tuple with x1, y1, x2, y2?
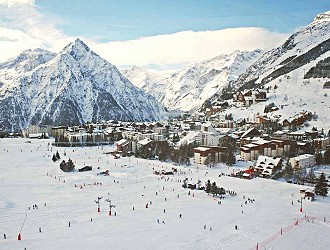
(123, 49, 263, 112)
(0, 39, 168, 131)
(230, 10, 330, 90)
(208, 11, 330, 131)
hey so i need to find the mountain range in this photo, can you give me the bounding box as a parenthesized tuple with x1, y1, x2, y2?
(0, 11, 329, 131)
(123, 49, 263, 112)
(0, 39, 168, 131)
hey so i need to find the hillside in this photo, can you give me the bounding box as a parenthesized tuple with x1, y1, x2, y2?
(123, 50, 263, 112)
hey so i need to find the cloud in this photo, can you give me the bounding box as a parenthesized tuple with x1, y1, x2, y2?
(0, 2, 288, 71)
(0, 0, 35, 7)
(91, 28, 288, 69)
(0, 1, 72, 60)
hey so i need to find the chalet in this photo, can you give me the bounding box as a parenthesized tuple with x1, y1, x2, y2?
(194, 146, 227, 165)
(300, 188, 315, 201)
(289, 154, 315, 169)
(241, 127, 261, 140)
(116, 139, 131, 157)
(233, 89, 267, 106)
(254, 156, 281, 178)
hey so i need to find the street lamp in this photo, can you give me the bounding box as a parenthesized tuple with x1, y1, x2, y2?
(300, 196, 303, 212)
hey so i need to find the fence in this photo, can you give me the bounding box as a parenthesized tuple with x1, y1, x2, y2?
(250, 215, 327, 250)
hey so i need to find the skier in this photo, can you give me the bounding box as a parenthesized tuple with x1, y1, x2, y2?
(3, 233, 6, 239)
(157, 219, 160, 224)
(146, 203, 149, 208)
(179, 214, 182, 218)
(163, 209, 166, 213)
(204, 225, 206, 229)
(133, 206, 135, 210)
(39, 227, 42, 233)
(209, 226, 212, 231)
(68, 221, 71, 227)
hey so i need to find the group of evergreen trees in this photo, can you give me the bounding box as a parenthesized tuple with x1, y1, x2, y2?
(284, 160, 328, 197)
(59, 158, 75, 172)
(315, 150, 330, 165)
(52, 151, 61, 162)
(135, 141, 195, 165)
(315, 173, 328, 197)
(219, 136, 236, 166)
(204, 180, 226, 197)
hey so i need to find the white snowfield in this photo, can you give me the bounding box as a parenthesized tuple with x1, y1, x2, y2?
(0, 139, 329, 250)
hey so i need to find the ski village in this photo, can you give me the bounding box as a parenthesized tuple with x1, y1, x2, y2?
(1, 6, 330, 250)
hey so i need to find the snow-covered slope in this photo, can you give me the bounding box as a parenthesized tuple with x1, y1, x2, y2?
(0, 39, 168, 131)
(124, 50, 263, 112)
(232, 11, 330, 89)
(1, 139, 330, 250)
(210, 11, 330, 131)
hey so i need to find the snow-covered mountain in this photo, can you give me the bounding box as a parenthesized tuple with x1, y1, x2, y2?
(122, 66, 167, 100)
(207, 11, 330, 131)
(123, 50, 263, 112)
(231, 11, 330, 90)
(0, 39, 168, 131)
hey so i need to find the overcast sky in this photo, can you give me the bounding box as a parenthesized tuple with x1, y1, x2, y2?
(1, 0, 329, 70)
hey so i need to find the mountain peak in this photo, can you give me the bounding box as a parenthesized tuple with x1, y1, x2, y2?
(61, 38, 91, 55)
(313, 11, 330, 23)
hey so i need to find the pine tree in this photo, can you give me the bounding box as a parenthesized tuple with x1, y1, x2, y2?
(315, 173, 328, 197)
(220, 136, 236, 166)
(284, 161, 293, 181)
(315, 152, 323, 165)
(324, 149, 330, 164)
(56, 151, 61, 160)
(205, 180, 211, 194)
(211, 182, 218, 196)
(67, 158, 75, 170)
(52, 154, 57, 162)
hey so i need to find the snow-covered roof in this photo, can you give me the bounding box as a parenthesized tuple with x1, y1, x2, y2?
(253, 139, 271, 145)
(255, 156, 281, 173)
(138, 138, 152, 146)
(292, 154, 314, 161)
(177, 131, 201, 146)
(194, 146, 210, 152)
(116, 139, 128, 146)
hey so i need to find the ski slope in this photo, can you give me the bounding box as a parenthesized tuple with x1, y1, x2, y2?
(0, 138, 329, 250)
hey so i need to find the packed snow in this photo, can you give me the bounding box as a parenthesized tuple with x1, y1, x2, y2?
(1, 139, 329, 250)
